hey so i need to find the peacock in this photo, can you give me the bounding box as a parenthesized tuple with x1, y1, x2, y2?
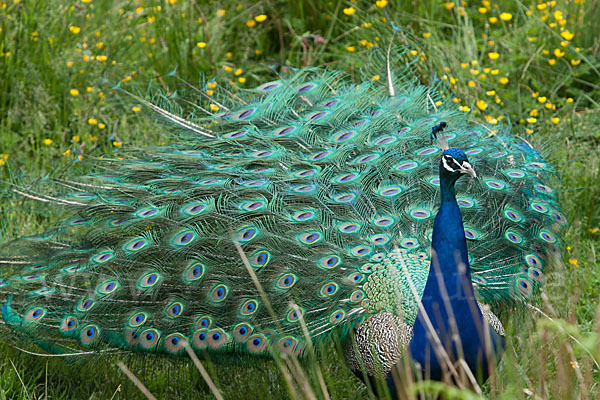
(0, 45, 565, 397)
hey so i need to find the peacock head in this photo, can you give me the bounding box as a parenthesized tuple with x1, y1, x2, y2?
(440, 148, 477, 181)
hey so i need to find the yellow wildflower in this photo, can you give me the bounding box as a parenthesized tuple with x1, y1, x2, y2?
(113, 141, 123, 147)
(489, 16, 498, 23)
(568, 258, 578, 267)
(554, 48, 565, 57)
(530, 109, 539, 117)
(571, 59, 581, 66)
(98, 123, 106, 129)
(69, 26, 81, 34)
(526, 117, 537, 124)
(499, 77, 509, 84)
(537, 96, 547, 103)
(371, 75, 380, 81)
(346, 46, 356, 52)
(567, 97, 573, 103)
(66, 61, 74, 67)
(551, 117, 560, 124)
(132, 106, 141, 112)
(459, 105, 470, 112)
(537, 3, 546, 9)
(246, 19, 256, 28)
(238, 77, 246, 83)
(499, 13, 512, 21)
(488, 52, 499, 60)
(254, 14, 267, 22)
(468, 80, 477, 88)
(209, 104, 219, 112)
(486, 90, 496, 96)
(43, 138, 53, 145)
(479, 7, 487, 13)
(376, 0, 388, 8)
(88, 118, 98, 125)
(423, 32, 431, 38)
(234, 68, 243, 76)
(476, 100, 488, 111)
(548, 59, 556, 66)
(70, 89, 79, 96)
(96, 55, 107, 62)
(197, 42, 206, 48)
(217, 9, 226, 17)
(444, 2, 454, 10)
(343, 7, 356, 15)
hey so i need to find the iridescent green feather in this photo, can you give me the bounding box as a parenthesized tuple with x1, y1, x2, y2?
(0, 64, 565, 359)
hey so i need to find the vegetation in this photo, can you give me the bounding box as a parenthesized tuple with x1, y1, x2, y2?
(0, 0, 598, 398)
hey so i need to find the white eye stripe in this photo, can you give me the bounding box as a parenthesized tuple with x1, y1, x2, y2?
(442, 156, 454, 172)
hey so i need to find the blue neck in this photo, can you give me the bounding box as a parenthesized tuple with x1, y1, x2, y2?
(407, 171, 503, 381)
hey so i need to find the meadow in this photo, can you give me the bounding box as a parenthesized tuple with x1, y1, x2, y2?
(0, 0, 599, 398)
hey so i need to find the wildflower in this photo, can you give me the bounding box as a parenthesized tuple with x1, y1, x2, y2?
(98, 123, 106, 129)
(537, 96, 547, 104)
(459, 105, 470, 112)
(499, 77, 509, 84)
(453, 97, 461, 103)
(476, 100, 488, 111)
(470, 69, 479, 75)
(489, 16, 498, 23)
(468, 80, 477, 88)
(70, 89, 79, 96)
(63, 149, 71, 156)
(43, 138, 53, 145)
(234, 68, 243, 76)
(238, 77, 246, 83)
(590, 227, 599, 234)
(551, 117, 560, 124)
(66, 61, 74, 67)
(554, 48, 565, 57)
(548, 59, 556, 65)
(86, 86, 93, 92)
(460, 63, 469, 68)
(346, 46, 355, 52)
(491, 69, 499, 75)
(209, 104, 219, 112)
(571, 59, 581, 66)
(217, 9, 226, 17)
(444, 2, 454, 10)
(132, 106, 141, 112)
(197, 42, 206, 48)
(376, 0, 388, 8)
(499, 12, 512, 21)
(537, 3, 546, 9)
(479, 7, 487, 13)
(97, 55, 107, 62)
(69, 26, 81, 34)
(488, 52, 499, 60)
(530, 109, 539, 117)
(423, 32, 431, 38)
(567, 97, 574, 103)
(113, 141, 123, 147)
(526, 117, 537, 123)
(568, 258, 578, 267)
(122, 76, 132, 82)
(246, 19, 256, 28)
(486, 90, 496, 96)
(254, 14, 267, 22)
(343, 7, 356, 15)
(371, 75, 380, 81)
(88, 118, 98, 125)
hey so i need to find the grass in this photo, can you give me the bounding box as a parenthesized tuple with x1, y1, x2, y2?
(0, 0, 599, 398)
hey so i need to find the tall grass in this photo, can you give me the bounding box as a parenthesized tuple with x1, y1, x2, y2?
(0, 0, 599, 398)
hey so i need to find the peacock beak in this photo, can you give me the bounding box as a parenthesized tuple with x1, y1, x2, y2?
(461, 162, 477, 178)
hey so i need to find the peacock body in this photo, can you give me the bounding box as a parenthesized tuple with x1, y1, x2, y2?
(0, 56, 565, 394)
